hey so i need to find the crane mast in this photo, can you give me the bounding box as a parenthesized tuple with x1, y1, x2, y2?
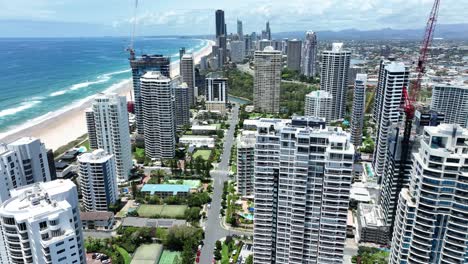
(391, 0, 441, 235)
(127, 0, 139, 60)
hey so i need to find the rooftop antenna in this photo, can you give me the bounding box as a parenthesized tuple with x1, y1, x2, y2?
(127, 0, 139, 60)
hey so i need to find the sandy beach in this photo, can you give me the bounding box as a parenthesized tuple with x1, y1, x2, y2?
(0, 39, 215, 151)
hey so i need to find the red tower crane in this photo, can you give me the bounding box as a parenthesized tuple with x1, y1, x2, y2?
(391, 0, 441, 235)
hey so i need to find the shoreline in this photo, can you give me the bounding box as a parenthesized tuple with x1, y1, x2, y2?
(0, 39, 215, 151)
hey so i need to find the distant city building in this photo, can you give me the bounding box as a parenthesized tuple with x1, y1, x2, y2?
(414, 108, 445, 134)
(78, 149, 118, 212)
(373, 61, 409, 180)
(0, 137, 52, 203)
(301, 31, 318, 77)
(254, 46, 282, 113)
(130, 54, 170, 134)
(281, 38, 288, 55)
(0, 180, 85, 264)
(286, 39, 302, 71)
(86, 93, 132, 182)
(351, 74, 367, 147)
(179, 47, 186, 60)
(180, 54, 196, 106)
(265, 21, 271, 40)
(320, 43, 351, 121)
(217, 36, 227, 67)
(253, 117, 355, 264)
(140, 71, 176, 160)
(271, 40, 283, 52)
(174, 83, 191, 131)
(348, 66, 364, 86)
(390, 124, 468, 264)
(430, 83, 468, 128)
(230, 41, 245, 63)
(243, 34, 253, 57)
(215, 10, 225, 37)
(85, 109, 98, 149)
(304, 90, 333, 122)
(236, 131, 256, 196)
(258, 39, 272, 51)
(205, 73, 228, 114)
(237, 19, 243, 40)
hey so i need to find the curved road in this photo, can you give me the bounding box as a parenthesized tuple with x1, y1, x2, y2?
(199, 104, 249, 264)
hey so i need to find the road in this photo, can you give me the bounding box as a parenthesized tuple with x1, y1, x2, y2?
(199, 104, 246, 264)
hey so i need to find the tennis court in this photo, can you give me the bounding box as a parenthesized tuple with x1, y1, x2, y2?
(130, 244, 163, 264)
(137, 204, 187, 218)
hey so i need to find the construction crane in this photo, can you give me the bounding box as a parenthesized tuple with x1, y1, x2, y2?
(391, 0, 441, 234)
(126, 0, 139, 112)
(127, 0, 139, 60)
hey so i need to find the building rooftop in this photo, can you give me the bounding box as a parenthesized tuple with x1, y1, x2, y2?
(141, 184, 191, 195)
(78, 149, 113, 164)
(191, 125, 218, 131)
(358, 203, 386, 228)
(80, 211, 114, 221)
(2, 180, 76, 222)
(237, 131, 256, 148)
(8, 136, 39, 146)
(141, 71, 171, 81)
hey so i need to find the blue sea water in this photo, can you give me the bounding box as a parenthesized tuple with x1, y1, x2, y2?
(0, 37, 207, 134)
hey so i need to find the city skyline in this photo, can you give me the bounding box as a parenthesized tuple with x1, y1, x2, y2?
(1, 0, 467, 37)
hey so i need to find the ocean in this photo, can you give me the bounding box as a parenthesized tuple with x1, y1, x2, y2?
(0, 37, 207, 134)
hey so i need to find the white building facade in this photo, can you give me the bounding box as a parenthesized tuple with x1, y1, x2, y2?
(0, 137, 52, 203)
(0, 180, 85, 264)
(141, 71, 176, 160)
(254, 47, 282, 113)
(253, 117, 355, 264)
(87, 93, 132, 182)
(430, 83, 468, 128)
(320, 43, 351, 121)
(78, 150, 118, 212)
(180, 54, 196, 106)
(350, 74, 367, 148)
(390, 124, 468, 264)
(304, 90, 333, 123)
(372, 61, 409, 180)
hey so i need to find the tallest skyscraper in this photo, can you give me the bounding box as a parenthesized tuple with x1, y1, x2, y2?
(215, 9, 227, 66)
(215, 9, 225, 37)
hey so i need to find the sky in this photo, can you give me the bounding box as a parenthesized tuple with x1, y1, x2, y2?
(0, 0, 467, 36)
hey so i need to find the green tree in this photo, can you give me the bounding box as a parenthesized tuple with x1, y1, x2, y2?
(245, 254, 253, 264)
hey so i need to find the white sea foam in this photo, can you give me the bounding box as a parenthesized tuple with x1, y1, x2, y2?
(48, 69, 130, 96)
(0, 79, 132, 140)
(0, 101, 41, 118)
(50, 90, 67, 97)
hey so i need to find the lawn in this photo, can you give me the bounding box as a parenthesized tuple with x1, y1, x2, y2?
(158, 250, 181, 264)
(193, 149, 212, 160)
(137, 204, 187, 218)
(116, 246, 132, 264)
(131, 244, 163, 264)
(221, 244, 230, 264)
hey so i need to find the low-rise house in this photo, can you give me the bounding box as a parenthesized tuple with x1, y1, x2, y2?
(179, 136, 215, 148)
(141, 184, 191, 198)
(81, 211, 115, 230)
(191, 125, 218, 135)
